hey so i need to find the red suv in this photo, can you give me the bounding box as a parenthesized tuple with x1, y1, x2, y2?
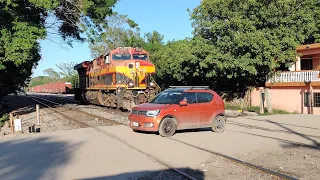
(128, 86, 226, 137)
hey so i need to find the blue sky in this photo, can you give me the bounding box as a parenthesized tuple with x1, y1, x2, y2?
(32, 0, 200, 77)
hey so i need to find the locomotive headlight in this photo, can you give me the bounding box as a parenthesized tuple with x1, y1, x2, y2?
(150, 82, 154, 86)
(129, 82, 134, 87)
(135, 62, 140, 68)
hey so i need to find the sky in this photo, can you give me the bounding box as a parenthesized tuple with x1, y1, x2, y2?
(32, 0, 201, 77)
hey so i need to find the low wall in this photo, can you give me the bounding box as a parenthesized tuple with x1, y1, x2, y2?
(251, 86, 320, 115)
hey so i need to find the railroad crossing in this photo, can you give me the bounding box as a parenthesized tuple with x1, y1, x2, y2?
(0, 94, 319, 180)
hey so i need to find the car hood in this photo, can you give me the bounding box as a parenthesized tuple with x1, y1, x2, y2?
(133, 103, 172, 111)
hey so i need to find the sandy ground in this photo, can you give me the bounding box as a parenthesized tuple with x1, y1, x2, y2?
(0, 125, 278, 180)
(170, 114, 320, 180)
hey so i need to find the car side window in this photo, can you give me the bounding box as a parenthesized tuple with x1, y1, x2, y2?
(197, 92, 213, 103)
(178, 92, 197, 104)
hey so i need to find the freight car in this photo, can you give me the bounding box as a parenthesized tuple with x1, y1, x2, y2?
(74, 47, 160, 111)
(29, 81, 72, 94)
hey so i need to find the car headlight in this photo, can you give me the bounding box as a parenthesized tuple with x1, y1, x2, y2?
(146, 109, 160, 117)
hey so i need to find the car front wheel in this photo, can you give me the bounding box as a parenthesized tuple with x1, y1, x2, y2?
(159, 117, 177, 137)
(212, 115, 226, 133)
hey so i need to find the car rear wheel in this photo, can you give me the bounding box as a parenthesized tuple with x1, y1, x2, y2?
(159, 117, 177, 137)
(212, 115, 226, 133)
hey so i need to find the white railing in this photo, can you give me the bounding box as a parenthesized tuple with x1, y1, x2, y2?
(267, 70, 320, 83)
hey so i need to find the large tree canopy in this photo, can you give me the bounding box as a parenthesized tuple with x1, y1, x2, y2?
(88, 13, 143, 58)
(0, 0, 118, 96)
(29, 62, 78, 88)
(185, 0, 320, 89)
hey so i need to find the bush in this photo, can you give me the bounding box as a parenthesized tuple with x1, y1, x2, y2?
(0, 113, 9, 127)
(225, 103, 291, 115)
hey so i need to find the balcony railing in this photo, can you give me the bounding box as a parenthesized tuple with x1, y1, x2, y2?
(267, 70, 320, 83)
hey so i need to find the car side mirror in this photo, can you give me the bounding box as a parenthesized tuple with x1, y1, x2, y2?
(179, 100, 187, 106)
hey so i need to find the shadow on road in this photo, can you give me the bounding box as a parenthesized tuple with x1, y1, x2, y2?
(0, 137, 204, 180)
(228, 121, 319, 150)
(244, 117, 320, 130)
(1, 94, 78, 117)
(1, 95, 37, 115)
(266, 119, 320, 148)
(134, 127, 213, 136)
(77, 168, 204, 180)
(228, 121, 320, 139)
(229, 117, 320, 149)
(0, 137, 81, 180)
(230, 130, 320, 150)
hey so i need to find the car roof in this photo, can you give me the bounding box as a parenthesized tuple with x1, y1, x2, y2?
(164, 86, 213, 93)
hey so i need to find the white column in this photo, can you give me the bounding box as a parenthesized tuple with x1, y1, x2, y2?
(295, 56, 301, 71)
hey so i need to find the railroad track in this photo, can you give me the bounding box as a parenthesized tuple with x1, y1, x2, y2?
(228, 120, 320, 141)
(28, 94, 298, 180)
(27, 95, 197, 180)
(28, 93, 130, 117)
(168, 138, 298, 180)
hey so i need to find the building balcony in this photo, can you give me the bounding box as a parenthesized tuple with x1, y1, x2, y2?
(266, 70, 320, 87)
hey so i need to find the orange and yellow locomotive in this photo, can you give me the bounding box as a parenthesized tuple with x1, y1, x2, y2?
(74, 47, 160, 110)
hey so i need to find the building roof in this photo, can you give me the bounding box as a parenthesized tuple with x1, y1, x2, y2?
(296, 43, 320, 51)
(296, 43, 320, 56)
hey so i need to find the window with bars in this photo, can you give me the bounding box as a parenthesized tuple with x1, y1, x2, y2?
(304, 92, 320, 107)
(304, 92, 311, 107)
(314, 93, 320, 107)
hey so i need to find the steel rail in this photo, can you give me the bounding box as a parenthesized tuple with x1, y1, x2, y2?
(29, 94, 298, 180)
(28, 95, 62, 106)
(169, 138, 298, 180)
(27, 96, 198, 180)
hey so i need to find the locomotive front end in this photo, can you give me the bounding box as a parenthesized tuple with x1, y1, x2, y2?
(112, 47, 160, 108)
(74, 47, 160, 111)
(120, 48, 157, 89)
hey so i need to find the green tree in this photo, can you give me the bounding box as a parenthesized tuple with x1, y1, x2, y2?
(0, 0, 118, 97)
(145, 31, 164, 45)
(88, 13, 144, 58)
(27, 76, 52, 87)
(143, 30, 164, 57)
(151, 37, 212, 89)
(27, 62, 78, 88)
(56, 62, 78, 87)
(188, 0, 320, 90)
(43, 68, 61, 81)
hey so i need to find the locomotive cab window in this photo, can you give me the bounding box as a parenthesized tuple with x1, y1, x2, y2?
(112, 54, 131, 60)
(133, 54, 148, 60)
(105, 55, 110, 64)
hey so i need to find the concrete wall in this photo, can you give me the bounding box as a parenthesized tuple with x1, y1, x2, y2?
(313, 56, 320, 70)
(251, 87, 320, 115)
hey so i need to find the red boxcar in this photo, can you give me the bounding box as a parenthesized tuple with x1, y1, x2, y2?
(29, 81, 72, 94)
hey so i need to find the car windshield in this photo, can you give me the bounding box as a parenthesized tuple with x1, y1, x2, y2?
(133, 54, 148, 60)
(149, 91, 182, 104)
